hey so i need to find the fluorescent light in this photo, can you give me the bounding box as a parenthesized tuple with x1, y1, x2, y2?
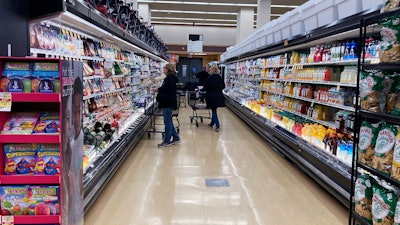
(139, 0, 298, 8)
(151, 21, 236, 27)
(151, 9, 236, 15)
(151, 9, 282, 17)
(152, 17, 237, 23)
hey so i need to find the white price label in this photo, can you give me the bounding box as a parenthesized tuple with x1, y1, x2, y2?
(1, 216, 14, 225)
(0, 93, 12, 112)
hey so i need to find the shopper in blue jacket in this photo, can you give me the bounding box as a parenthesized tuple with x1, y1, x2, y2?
(203, 64, 225, 132)
(156, 63, 181, 147)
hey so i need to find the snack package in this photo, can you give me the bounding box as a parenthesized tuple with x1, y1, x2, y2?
(360, 71, 384, 112)
(372, 124, 398, 174)
(382, 0, 400, 13)
(386, 73, 400, 116)
(379, 15, 400, 63)
(31, 62, 60, 93)
(28, 186, 60, 215)
(359, 121, 381, 166)
(372, 178, 397, 225)
(1, 112, 39, 134)
(4, 144, 36, 175)
(1, 62, 32, 93)
(391, 130, 400, 180)
(0, 186, 29, 215)
(35, 144, 60, 175)
(355, 174, 373, 222)
(32, 112, 60, 134)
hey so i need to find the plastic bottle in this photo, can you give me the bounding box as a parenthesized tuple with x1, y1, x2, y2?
(343, 41, 350, 60)
(350, 40, 357, 59)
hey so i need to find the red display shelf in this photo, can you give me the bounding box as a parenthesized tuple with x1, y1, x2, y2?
(11, 93, 60, 103)
(6, 215, 61, 224)
(0, 175, 60, 185)
(0, 134, 60, 143)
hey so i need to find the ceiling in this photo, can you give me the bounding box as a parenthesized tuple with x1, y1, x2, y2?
(137, 0, 308, 27)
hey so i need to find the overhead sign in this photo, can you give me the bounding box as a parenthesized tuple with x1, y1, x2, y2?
(187, 34, 203, 53)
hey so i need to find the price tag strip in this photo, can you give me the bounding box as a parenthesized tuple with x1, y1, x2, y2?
(1, 216, 14, 225)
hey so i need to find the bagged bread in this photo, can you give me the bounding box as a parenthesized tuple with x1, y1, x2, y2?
(355, 174, 373, 222)
(360, 71, 384, 112)
(379, 15, 400, 63)
(372, 178, 397, 225)
(372, 124, 398, 175)
(391, 130, 400, 181)
(359, 121, 381, 166)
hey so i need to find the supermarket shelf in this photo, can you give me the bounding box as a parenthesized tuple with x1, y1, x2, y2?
(83, 112, 151, 213)
(31, 48, 104, 61)
(0, 134, 60, 143)
(260, 78, 357, 87)
(261, 89, 355, 112)
(353, 212, 372, 225)
(83, 88, 126, 100)
(280, 107, 337, 129)
(260, 59, 362, 69)
(362, 62, 400, 70)
(360, 110, 400, 125)
(83, 75, 105, 81)
(10, 215, 61, 224)
(364, 7, 400, 25)
(225, 96, 351, 207)
(11, 93, 60, 103)
(0, 175, 60, 185)
(356, 162, 400, 187)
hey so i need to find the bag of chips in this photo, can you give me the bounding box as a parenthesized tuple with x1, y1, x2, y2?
(372, 124, 398, 175)
(359, 121, 381, 166)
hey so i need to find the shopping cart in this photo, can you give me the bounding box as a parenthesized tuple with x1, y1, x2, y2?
(176, 82, 186, 108)
(187, 90, 211, 127)
(147, 93, 180, 138)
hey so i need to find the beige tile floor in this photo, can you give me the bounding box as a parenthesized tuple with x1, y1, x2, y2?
(85, 106, 348, 225)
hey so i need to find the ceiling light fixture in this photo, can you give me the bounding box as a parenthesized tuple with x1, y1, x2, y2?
(151, 9, 237, 15)
(151, 21, 236, 27)
(151, 9, 281, 17)
(138, 0, 298, 8)
(152, 17, 237, 23)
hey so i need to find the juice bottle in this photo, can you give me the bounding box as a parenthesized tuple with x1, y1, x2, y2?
(324, 67, 331, 81)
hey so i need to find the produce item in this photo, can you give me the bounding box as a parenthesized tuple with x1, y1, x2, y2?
(0, 186, 29, 215)
(372, 124, 398, 175)
(359, 121, 381, 166)
(360, 71, 384, 112)
(355, 174, 373, 222)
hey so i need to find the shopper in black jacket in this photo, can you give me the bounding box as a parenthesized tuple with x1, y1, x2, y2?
(156, 63, 181, 147)
(203, 64, 225, 132)
(196, 66, 209, 86)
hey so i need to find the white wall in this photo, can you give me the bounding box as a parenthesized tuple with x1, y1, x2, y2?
(153, 25, 236, 46)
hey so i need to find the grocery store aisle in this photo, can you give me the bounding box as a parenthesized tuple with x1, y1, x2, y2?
(85, 106, 347, 225)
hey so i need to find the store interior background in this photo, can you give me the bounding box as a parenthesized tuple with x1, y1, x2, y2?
(128, 0, 308, 83)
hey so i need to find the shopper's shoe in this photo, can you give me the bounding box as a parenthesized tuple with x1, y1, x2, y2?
(171, 139, 181, 145)
(215, 127, 220, 132)
(158, 142, 172, 148)
(207, 124, 213, 128)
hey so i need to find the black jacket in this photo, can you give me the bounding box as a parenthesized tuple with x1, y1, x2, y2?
(157, 73, 178, 109)
(196, 70, 209, 86)
(203, 73, 225, 109)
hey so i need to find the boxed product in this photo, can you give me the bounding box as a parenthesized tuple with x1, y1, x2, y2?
(4, 144, 36, 175)
(0, 186, 29, 215)
(35, 144, 60, 175)
(28, 186, 60, 215)
(1, 112, 39, 135)
(32, 112, 60, 134)
(31, 62, 60, 93)
(1, 62, 32, 93)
